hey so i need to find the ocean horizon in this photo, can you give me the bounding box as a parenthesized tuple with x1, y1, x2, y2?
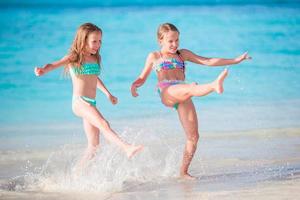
(1, 0, 300, 7)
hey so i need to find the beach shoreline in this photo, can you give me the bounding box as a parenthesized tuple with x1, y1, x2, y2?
(1, 127, 299, 200)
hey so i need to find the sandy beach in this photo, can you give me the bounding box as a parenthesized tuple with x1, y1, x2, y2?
(1, 127, 299, 200)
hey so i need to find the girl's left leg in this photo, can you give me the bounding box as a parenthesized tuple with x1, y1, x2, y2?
(161, 69, 228, 108)
(177, 99, 199, 180)
(72, 100, 143, 158)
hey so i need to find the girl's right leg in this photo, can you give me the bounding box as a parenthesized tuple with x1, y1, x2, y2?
(177, 99, 199, 180)
(76, 119, 100, 171)
(161, 69, 228, 107)
(72, 101, 143, 158)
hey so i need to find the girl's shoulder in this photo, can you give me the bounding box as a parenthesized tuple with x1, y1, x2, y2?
(63, 54, 73, 61)
(177, 49, 189, 55)
(148, 51, 161, 62)
(63, 54, 74, 67)
(177, 49, 192, 60)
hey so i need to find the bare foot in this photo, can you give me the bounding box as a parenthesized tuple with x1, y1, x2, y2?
(180, 173, 197, 180)
(126, 145, 144, 158)
(213, 68, 228, 94)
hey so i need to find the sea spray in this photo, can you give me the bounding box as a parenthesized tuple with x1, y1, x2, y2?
(9, 127, 184, 192)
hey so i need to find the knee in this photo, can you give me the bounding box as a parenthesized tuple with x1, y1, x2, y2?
(187, 133, 199, 144)
(190, 82, 198, 89)
(191, 82, 198, 87)
(187, 82, 198, 96)
(99, 119, 110, 131)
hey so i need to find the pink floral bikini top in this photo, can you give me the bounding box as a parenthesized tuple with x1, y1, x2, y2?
(153, 51, 185, 72)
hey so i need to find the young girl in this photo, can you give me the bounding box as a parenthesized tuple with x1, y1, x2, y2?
(35, 23, 143, 171)
(131, 23, 251, 180)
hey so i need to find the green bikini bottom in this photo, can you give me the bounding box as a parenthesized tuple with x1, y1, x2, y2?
(72, 96, 96, 107)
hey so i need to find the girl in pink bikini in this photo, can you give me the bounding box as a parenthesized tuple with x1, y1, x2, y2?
(131, 23, 251, 179)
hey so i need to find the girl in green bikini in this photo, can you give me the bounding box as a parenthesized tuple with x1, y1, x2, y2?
(34, 23, 143, 172)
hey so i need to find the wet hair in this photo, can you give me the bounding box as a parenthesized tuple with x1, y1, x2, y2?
(68, 23, 102, 68)
(157, 23, 180, 41)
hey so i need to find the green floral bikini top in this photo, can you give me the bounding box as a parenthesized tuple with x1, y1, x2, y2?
(70, 63, 100, 75)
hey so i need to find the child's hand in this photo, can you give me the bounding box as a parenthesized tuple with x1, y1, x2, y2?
(131, 84, 139, 97)
(236, 52, 252, 63)
(34, 67, 45, 76)
(109, 95, 118, 105)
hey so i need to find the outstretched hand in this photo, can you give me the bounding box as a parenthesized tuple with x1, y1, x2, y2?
(34, 67, 45, 76)
(237, 52, 252, 63)
(131, 84, 139, 97)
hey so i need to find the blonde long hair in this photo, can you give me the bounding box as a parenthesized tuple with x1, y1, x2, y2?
(157, 23, 180, 42)
(67, 23, 102, 68)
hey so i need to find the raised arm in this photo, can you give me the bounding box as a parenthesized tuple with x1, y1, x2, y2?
(180, 49, 251, 67)
(34, 55, 70, 76)
(97, 77, 118, 105)
(131, 52, 155, 97)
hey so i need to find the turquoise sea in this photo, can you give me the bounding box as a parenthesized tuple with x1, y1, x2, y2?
(0, 1, 300, 199)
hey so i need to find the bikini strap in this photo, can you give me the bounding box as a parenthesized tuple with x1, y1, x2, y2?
(159, 51, 164, 62)
(176, 50, 185, 71)
(176, 50, 184, 62)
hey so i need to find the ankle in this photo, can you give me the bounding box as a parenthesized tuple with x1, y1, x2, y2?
(180, 169, 188, 176)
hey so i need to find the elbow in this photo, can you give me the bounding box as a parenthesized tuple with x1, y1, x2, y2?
(134, 77, 145, 86)
(198, 58, 215, 66)
(205, 62, 214, 66)
(203, 60, 216, 66)
(204, 59, 225, 66)
(137, 77, 146, 83)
